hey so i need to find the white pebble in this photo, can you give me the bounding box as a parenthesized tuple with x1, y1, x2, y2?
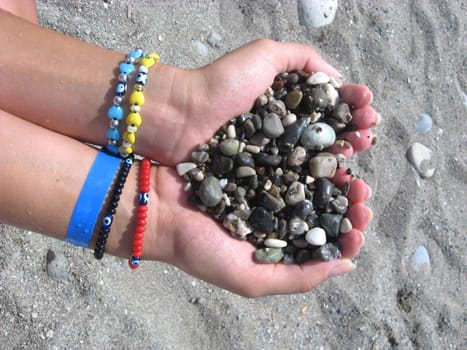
(412, 245, 431, 272)
(176, 162, 197, 176)
(264, 238, 288, 248)
(407, 142, 435, 178)
(297, 0, 338, 28)
(340, 217, 352, 233)
(305, 227, 327, 246)
(307, 71, 330, 85)
(227, 124, 236, 139)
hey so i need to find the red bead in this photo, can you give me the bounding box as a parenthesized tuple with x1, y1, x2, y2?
(134, 232, 144, 240)
(138, 205, 148, 212)
(134, 225, 145, 233)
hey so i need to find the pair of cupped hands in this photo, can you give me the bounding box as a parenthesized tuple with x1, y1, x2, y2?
(142, 39, 376, 297)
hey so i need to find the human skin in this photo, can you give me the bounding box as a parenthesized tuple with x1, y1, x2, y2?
(0, 5, 375, 296)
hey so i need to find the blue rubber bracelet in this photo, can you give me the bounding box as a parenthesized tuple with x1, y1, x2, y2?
(66, 151, 121, 247)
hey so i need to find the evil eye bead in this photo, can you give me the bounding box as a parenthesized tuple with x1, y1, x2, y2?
(128, 256, 141, 269)
(102, 215, 113, 228)
(138, 192, 150, 205)
(115, 82, 127, 96)
(138, 65, 149, 74)
(107, 105, 124, 120)
(136, 72, 148, 85)
(125, 157, 134, 166)
(129, 48, 144, 59)
(127, 125, 138, 133)
(130, 90, 145, 106)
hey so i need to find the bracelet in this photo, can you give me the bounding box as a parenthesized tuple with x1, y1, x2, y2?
(119, 52, 160, 158)
(128, 158, 151, 269)
(66, 151, 121, 247)
(94, 154, 135, 260)
(105, 49, 145, 155)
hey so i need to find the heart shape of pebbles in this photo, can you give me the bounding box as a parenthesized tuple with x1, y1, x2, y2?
(177, 71, 375, 264)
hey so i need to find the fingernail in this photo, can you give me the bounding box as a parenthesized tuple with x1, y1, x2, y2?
(328, 260, 356, 278)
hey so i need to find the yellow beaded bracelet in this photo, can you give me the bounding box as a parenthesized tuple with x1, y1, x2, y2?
(119, 52, 160, 158)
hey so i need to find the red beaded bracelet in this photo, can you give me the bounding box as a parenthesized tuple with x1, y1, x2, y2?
(128, 158, 151, 269)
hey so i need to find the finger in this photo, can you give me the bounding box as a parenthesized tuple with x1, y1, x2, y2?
(251, 258, 356, 296)
(331, 167, 353, 187)
(347, 178, 372, 203)
(326, 140, 354, 159)
(351, 106, 381, 129)
(346, 203, 373, 231)
(338, 129, 376, 152)
(339, 83, 373, 108)
(339, 229, 364, 259)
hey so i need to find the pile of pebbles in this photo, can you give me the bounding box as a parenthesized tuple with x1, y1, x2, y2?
(177, 71, 361, 264)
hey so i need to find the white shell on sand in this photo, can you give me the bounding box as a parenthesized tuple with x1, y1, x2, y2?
(297, 0, 339, 28)
(407, 142, 435, 178)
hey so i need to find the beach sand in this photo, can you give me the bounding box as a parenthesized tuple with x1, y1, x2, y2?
(1, 0, 465, 348)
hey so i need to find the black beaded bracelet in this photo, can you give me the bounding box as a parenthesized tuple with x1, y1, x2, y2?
(94, 154, 134, 260)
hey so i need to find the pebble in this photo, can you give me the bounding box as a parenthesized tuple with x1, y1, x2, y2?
(212, 156, 234, 176)
(234, 152, 255, 168)
(219, 139, 240, 156)
(248, 207, 274, 233)
(258, 191, 286, 213)
(267, 100, 287, 117)
(313, 178, 334, 208)
(305, 227, 327, 246)
(282, 113, 297, 127)
(264, 238, 288, 248)
(330, 195, 348, 214)
(307, 71, 330, 85)
(309, 152, 337, 178)
(285, 181, 306, 205)
(255, 247, 284, 263)
(198, 176, 223, 207)
(297, 0, 339, 28)
(311, 243, 342, 261)
(333, 103, 352, 124)
(288, 217, 309, 235)
(340, 217, 352, 233)
(236, 166, 256, 178)
(262, 113, 285, 138)
(192, 40, 208, 56)
(191, 151, 209, 165)
(46, 249, 70, 283)
(412, 245, 431, 272)
(255, 153, 282, 167)
(287, 146, 307, 166)
(285, 89, 303, 110)
(415, 113, 433, 134)
(223, 213, 253, 237)
(407, 142, 435, 178)
(300, 122, 336, 150)
(207, 31, 222, 47)
(319, 213, 343, 237)
(279, 117, 309, 153)
(323, 83, 339, 107)
(293, 199, 314, 218)
(305, 88, 328, 112)
(176, 162, 198, 176)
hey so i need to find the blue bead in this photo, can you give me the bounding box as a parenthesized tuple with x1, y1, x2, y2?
(129, 49, 144, 58)
(125, 158, 134, 166)
(119, 62, 135, 75)
(115, 82, 127, 96)
(105, 144, 119, 155)
(106, 128, 120, 141)
(136, 72, 148, 85)
(129, 256, 141, 267)
(102, 215, 113, 228)
(107, 105, 124, 120)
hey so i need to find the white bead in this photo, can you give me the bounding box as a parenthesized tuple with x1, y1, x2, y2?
(305, 227, 326, 246)
(127, 125, 138, 133)
(122, 141, 132, 148)
(131, 105, 141, 112)
(118, 73, 128, 82)
(138, 65, 149, 73)
(113, 96, 123, 105)
(109, 119, 119, 128)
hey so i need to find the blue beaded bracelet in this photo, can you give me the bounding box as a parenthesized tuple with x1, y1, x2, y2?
(105, 49, 145, 155)
(66, 151, 121, 247)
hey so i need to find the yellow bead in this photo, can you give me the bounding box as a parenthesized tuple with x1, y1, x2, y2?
(134, 84, 144, 92)
(140, 52, 159, 68)
(126, 112, 142, 126)
(130, 90, 145, 106)
(119, 145, 133, 156)
(122, 131, 136, 144)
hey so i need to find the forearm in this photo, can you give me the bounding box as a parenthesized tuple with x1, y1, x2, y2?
(0, 9, 185, 162)
(0, 110, 157, 260)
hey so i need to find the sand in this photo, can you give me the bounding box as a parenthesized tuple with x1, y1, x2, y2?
(1, 0, 465, 349)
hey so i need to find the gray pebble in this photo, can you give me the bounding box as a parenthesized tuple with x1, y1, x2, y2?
(191, 151, 209, 165)
(267, 99, 287, 117)
(223, 213, 253, 237)
(333, 103, 352, 123)
(46, 250, 70, 283)
(255, 248, 284, 263)
(176, 162, 198, 176)
(207, 31, 222, 47)
(249, 132, 271, 147)
(236, 166, 256, 178)
(192, 40, 208, 56)
(258, 191, 286, 213)
(312, 243, 342, 262)
(288, 217, 309, 235)
(219, 139, 240, 156)
(234, 152, 255, 168)
(278, 117, 309, 153)
(254, 152, 282, 167)
(331, 195, 349, 214)
(248, 207, 274, 233)
(212, 156, 234, 176)
(307, 72, 330, 85)
(198, 176, 223, 207)
(293, 199, 314, 218)
(262, 113, 285, 138)
(287, 146, 307, 166)
(313, 178, 334, 208)
(320, 213, 343, 237)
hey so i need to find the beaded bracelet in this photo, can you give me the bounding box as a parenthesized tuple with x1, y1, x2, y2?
(94, 154, 134, 260)
(128, 158, 151, 269)
(119, 52, 160, 158)
(105, 49, 145, 155)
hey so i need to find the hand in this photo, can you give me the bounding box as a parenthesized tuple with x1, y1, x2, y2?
(145, 39, 376, 296)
